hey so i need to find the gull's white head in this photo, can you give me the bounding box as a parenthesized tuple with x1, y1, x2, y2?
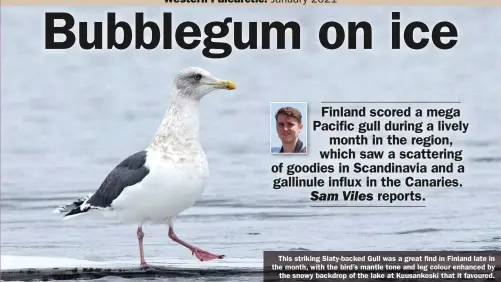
(172, 67, 236, 101)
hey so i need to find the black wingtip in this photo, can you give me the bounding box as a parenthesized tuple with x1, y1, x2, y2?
(63, 206, 90, 218)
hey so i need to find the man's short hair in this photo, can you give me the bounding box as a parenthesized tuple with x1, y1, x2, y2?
(275, 107, 302, 124)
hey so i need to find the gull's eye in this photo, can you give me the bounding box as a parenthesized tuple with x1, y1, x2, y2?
(194, 74, 202, 81)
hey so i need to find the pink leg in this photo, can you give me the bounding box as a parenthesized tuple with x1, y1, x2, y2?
(168, 226, 225, 261)
(137, 227, 152, 268)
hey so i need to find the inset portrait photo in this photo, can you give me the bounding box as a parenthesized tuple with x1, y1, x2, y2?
(270, 102, 308, 155)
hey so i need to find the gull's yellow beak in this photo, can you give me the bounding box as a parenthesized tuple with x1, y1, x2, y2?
(215, 80, 236, 90)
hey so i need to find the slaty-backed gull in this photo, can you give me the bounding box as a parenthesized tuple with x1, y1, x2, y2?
(53, 67, 236, 268)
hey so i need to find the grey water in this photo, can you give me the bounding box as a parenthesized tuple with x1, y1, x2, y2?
(1, 6, 500, 282)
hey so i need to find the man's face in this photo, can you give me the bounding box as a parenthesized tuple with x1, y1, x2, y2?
(276, 114, 303, 144)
